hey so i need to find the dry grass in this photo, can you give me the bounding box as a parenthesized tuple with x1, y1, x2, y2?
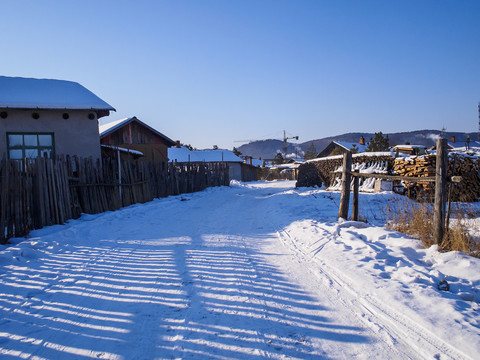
(386, 200, 480, 257)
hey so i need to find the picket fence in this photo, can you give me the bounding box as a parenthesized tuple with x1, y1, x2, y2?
(0, 156, 229, 243)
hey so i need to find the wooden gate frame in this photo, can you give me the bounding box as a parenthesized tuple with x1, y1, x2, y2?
(337, 139, 454, 245)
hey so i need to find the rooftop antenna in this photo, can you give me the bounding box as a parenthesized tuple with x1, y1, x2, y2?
(441, 126, 446, 139)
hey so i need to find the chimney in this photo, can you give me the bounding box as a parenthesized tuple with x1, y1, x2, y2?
(359, 136, 365, 145)
(249, 157, 252, 165)
(450, 136, 455, 143)
(175, 140, 181, 148)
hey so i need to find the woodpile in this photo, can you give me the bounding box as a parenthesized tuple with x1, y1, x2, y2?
(297, 153, 395, 188)
(393, 154, 480, 201)
(296, 163, 323, 187)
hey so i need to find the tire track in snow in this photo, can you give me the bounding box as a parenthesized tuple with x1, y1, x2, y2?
(274, 223, 473, 360)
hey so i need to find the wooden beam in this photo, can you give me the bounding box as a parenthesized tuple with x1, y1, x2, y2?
(348, 171, 436, 183)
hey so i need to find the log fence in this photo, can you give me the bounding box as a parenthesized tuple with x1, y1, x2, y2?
(0, 156, 229, 244)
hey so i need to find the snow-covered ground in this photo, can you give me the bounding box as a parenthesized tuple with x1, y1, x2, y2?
(0, 180, 479, 359)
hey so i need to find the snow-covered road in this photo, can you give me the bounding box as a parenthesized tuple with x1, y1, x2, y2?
(1, 181, 479, 359)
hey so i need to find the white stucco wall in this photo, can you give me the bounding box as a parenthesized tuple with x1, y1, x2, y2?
(0, 109, 102, 159)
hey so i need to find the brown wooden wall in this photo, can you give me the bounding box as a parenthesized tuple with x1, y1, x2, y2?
(101, 122, 171, 162)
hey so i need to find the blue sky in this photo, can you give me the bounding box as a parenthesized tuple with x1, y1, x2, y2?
(1, 1, 479, 149)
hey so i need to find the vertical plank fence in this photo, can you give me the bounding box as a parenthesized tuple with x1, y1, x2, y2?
(0, 156, 229, 244)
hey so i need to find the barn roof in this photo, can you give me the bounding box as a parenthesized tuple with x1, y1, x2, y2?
(0, 76, 115, 113)
(99, 116, 176, 147)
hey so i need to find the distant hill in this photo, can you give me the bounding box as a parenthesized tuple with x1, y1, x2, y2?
(236, 130, 478, 159)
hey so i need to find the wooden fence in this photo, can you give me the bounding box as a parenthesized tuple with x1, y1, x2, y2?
(0, 156, 229, 243)
(336, 139, 453, 245)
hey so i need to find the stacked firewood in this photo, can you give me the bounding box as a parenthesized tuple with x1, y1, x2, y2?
(393, 154, 480, 201)
(393, 155, 436, 193)
(449, 154, 480, 202)
(297, 154, 394, 188)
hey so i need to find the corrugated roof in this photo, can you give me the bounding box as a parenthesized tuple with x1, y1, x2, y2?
(0, 76, 115, 111)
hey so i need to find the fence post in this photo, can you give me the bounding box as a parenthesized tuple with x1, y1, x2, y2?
(338, 152, 352, 220)
(352, 175, 359, 221)
(433, 138, 448, 245)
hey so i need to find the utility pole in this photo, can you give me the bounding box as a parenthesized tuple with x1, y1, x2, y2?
(282, 130, 299, 158)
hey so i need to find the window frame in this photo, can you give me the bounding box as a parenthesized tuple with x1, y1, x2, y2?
(6, 132, 55, 160)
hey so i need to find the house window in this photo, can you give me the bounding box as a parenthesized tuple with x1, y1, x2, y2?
(7, 133, 55, 160)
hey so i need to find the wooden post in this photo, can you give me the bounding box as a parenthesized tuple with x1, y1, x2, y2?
(445, 154, 457, 234)
(338, 152, 352, 220)
(117, 149, 122, 205)
(352, 175, 359, 221)
(433, 138, 448, 245)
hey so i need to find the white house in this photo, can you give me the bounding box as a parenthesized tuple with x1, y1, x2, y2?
(168, 147, 257, 181)
(0, 76, 115, 161)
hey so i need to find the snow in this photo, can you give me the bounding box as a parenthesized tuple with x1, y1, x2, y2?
(0, 76, 115, 111)
(393, 145, 427, 149)
(168, 147, 243, 163)
(0, 181, 479, 359)
(307, 151, 394, 162)
(329, 161, 390, 192)
(99, 118, 131, 136)
(334, 141, 367, 153)
(100, 145, 144, 156)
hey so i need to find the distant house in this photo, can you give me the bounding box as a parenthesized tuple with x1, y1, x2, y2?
(447, 135, 480, 151)
(99, 116, 176, 165)
(168, 146, 258, 182)
(317, 139, 367, 158)
(240, 156, 270, 167)
(0, 76, 115, 161)
(392, 144, 427, 156)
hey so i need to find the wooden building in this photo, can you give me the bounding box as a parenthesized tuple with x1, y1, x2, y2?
(392, 144, 427, 156)
(317, 140, 367, 158)
(99, 117, 175, 165)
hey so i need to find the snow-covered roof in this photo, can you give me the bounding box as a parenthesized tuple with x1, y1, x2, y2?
(449, 140, 480, 149)
(334, 141, 367, 153)
(99, 118, 131, 136)
(392, 144, 427, 149)
(0, 76, 115, 111)
(169, 147, 243, 163)
(270, 163, 300, 170)
(101, 144, 144, 156)
(99, 117, 176, 146)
